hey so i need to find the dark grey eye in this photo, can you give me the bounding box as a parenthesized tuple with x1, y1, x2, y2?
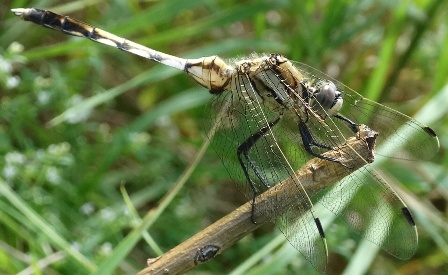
(315, 81, 337, 109)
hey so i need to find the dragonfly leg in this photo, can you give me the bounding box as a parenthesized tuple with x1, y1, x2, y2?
(237, 116, 282, 224)
(299, 121, 351, 168)
(333, 114, 360, 133)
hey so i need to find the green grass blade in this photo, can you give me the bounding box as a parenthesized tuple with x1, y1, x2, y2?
(0, 179, 96, 272)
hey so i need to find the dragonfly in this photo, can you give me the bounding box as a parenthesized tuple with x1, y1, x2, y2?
(12, 8, 439, 273)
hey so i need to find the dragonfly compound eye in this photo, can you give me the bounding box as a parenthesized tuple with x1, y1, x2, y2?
(311, 81, 343, 117)
(315, 81, 336, 108)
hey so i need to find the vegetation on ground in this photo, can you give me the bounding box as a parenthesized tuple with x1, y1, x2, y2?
(1, 0, 447, 274)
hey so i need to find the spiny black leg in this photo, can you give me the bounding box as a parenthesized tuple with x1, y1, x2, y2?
(237, 116, 282, 224)
(334, 114, 360, 133)
(298, 120, 333, 151)
(299, 121, 351, 168)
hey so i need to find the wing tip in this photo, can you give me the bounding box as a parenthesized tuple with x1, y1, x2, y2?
(423, 126, 440, 154)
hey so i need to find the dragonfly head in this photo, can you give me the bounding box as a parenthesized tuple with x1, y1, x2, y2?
(311, 80, 343, 118)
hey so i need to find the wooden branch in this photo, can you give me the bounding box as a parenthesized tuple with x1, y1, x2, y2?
(138, 125, 377, 275)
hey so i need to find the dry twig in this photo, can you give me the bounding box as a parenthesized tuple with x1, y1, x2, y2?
(138, 125, 377, 275)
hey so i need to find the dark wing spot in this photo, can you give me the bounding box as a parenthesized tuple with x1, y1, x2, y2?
(401, 207, 416, 226)
(315, 218, 326, 238)
(423, 126, 437, 138)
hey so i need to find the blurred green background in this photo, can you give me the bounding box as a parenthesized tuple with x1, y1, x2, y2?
(1, 0, 448, 274)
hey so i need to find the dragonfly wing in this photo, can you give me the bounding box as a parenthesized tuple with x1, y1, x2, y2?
(289, 83, 419, 259)
(292, 61, 439, 161)
(208, 73, 328, 272)
(284, 62, 420, 259)
(340, 91, 439, 161)
(278, 205, 328, 273)
(315, 166, 418, 259)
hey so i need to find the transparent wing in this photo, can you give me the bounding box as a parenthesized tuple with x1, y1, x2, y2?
(317, 166, 418, 259)
(293, 61, 439, 161)
(272, 85, 417, 260)
(287, 61, 424, 258)
(208, 73, 328, 273)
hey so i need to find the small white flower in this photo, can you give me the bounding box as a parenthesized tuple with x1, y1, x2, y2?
(9, 42, 24, 54)
(100, 242, 113, 255)
(2, 165, 17, 179)
(45, 168, 59, 184)
(99, 208, 116, 221)
(0, 57, 12, 73)
(6, 76, 20, 89)
(5, 152, 26, 164)
(37, 90, 51, 105)
(46, 167, 61, 185)
(48, 142, 71, 155)
(80, 202, 95, 215)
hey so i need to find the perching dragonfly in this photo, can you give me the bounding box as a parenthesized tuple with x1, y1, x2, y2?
(11, 8, 439, 273)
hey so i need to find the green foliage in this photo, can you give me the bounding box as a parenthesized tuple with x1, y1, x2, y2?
(1, 0, 447, 274)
